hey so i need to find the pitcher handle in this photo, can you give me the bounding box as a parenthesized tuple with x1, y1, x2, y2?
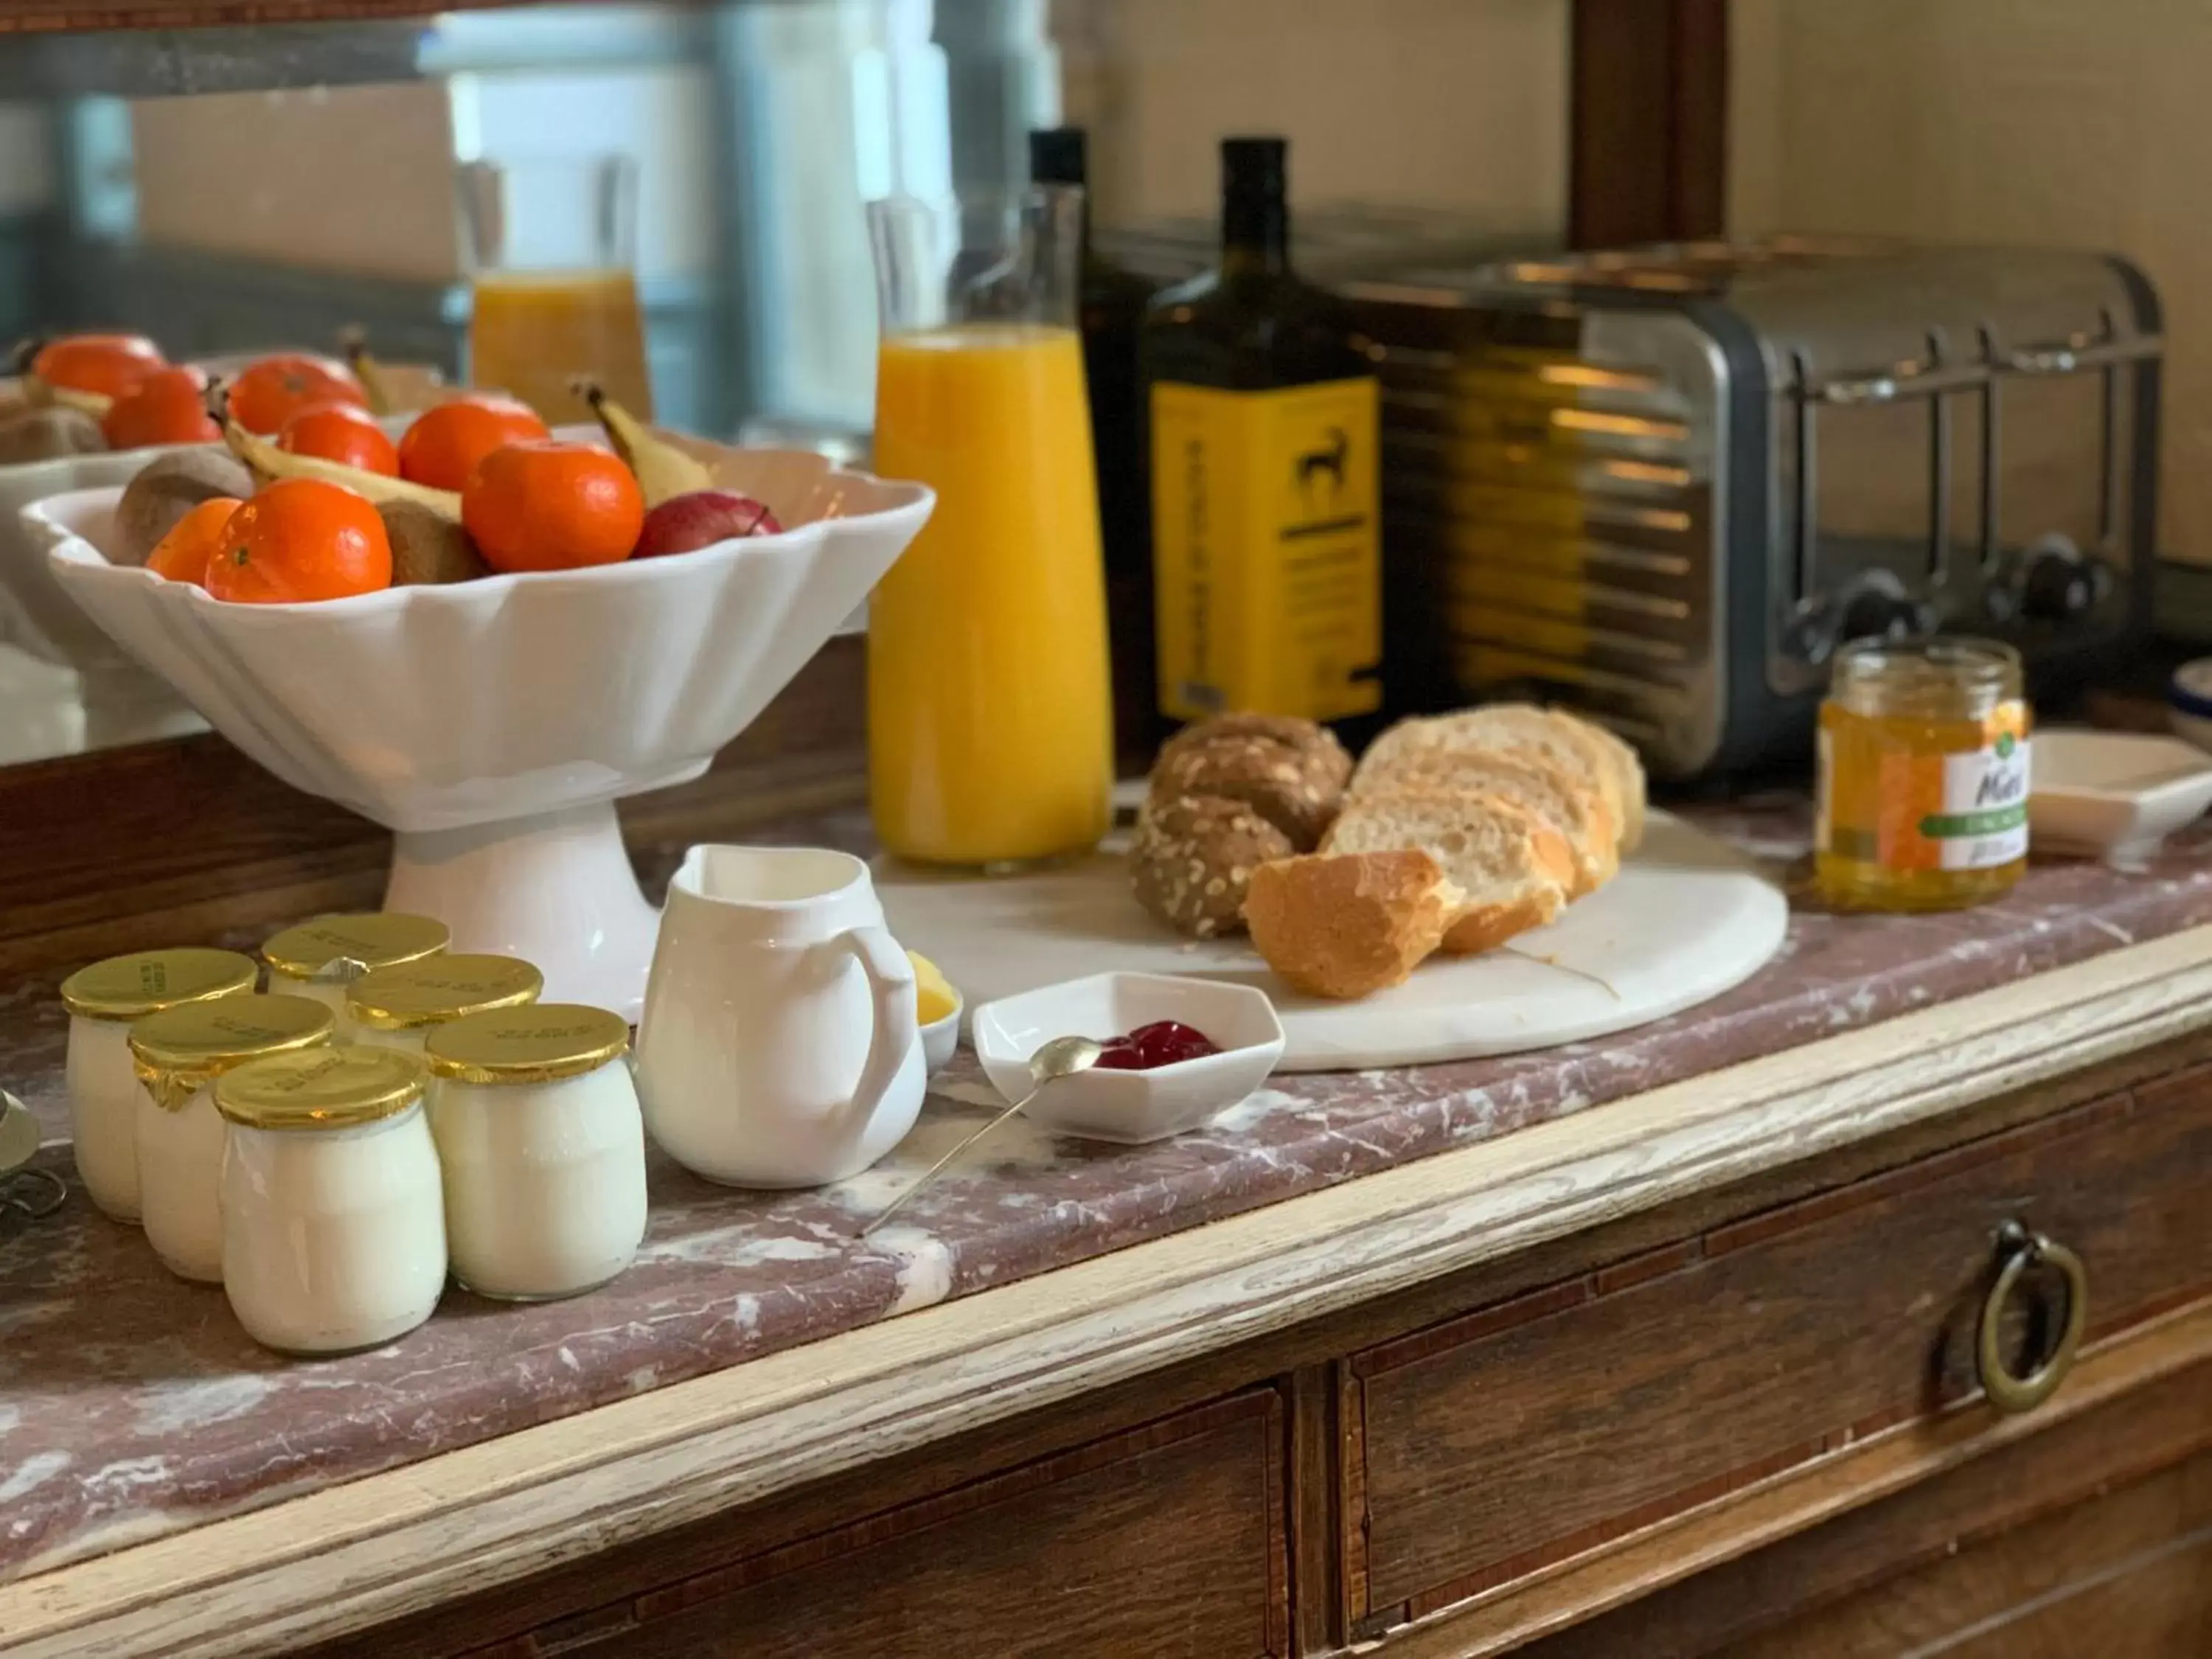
(835, 924, 919, 1133)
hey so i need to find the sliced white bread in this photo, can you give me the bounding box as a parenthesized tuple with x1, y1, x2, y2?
(1360, 748, 1617, 897)
(1245, 851, 1464, 1000)
(1354, 705, 1646, 853)
(1324, 789, 1576, 956)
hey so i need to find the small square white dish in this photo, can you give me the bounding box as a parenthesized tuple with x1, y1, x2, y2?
(970, 972, 1285, 1144)
(2029, 728, 2212, 860)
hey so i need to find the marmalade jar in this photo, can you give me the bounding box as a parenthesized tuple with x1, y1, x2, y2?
(1815, 638, 2030, 912)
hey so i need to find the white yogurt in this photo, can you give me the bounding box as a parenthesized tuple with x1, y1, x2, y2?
(222, 1099, 448, 1354)
(65, 1016, 143, 1222)
(136, 1081, 228, 1281)
(430, 1064, 647, 1300)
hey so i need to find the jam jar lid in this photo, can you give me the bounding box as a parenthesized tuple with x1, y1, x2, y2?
(261, 914, 450, 984)
(60, 948, 259, 1022)
(426, 1004, 630, 1086)
(129, 995, 335, 1109)
(217, 1044, 427, 1131)
(347, 953, 544, 1032)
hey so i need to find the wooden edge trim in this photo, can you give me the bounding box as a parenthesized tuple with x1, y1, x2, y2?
(1371, 1298, 2212, 1658)
(11, 924, 2212, 1658)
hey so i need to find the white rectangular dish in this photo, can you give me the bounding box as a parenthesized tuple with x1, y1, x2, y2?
(2028, 728, 2212, 860)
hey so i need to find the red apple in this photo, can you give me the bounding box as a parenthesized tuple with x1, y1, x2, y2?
(633, 489, 785, 557)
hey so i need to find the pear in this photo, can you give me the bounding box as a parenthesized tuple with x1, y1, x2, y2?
(571, 377, 712, 508)
(222, 417, 462, 518)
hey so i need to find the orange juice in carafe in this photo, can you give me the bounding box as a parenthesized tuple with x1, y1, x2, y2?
(869, 322, 1114, 865)
(467, 269, 653, 424)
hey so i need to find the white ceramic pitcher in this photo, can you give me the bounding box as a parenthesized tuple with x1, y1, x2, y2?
(636, 846, 922, 1186)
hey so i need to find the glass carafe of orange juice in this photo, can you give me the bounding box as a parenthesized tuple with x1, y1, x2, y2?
(866, 187, 1114, 866)
(456, 157, 654, 422)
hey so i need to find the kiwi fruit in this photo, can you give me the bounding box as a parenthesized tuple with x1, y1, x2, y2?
(381, 500, 488, 585)
(112, 449, 257, 566)
(0, 406, 105, 465)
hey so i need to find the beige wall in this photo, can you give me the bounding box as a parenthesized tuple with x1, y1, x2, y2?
(131, 84, 462, 282)
(1059, 0, 1567, 233)
(1731, 0, 2212, 563)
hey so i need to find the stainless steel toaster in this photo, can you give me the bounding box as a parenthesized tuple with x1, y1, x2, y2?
(1345, 239, 2163, 778)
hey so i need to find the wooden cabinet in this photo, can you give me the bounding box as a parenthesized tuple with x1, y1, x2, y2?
(327, 1044, 2212, 1659)
(1340, 1077, 2212, 1633)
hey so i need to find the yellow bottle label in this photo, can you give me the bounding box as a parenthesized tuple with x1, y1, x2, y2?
(1149, 377, 1381, 721)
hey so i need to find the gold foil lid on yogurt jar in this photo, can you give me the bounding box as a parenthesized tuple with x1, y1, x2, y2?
(129, 994, 334, 1110)
(426, 1004, 630, 1086)
(261, 914, 450, 985)
(60, 948, 258, 1022)
(216, 1044, 426, 1132)
(347, 953, 544, 1032)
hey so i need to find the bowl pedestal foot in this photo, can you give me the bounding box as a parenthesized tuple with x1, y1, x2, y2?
(386, 801, 659, 1022)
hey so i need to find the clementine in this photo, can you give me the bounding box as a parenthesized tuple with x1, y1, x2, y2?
(462, 440, 644, 573)
(227, 354, 367, 435)
(397, 396, 549, 492)
(145, 497, 243, 588)
(29, 333, 165, 400)
(100, 366, 218, 451)
(205, 479, 392, 604)
(279, 401, 400, 476)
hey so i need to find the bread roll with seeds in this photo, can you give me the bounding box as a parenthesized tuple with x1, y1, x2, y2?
(1245, 851, 1463, 999)
(1149, 720, 1350, 851)
(1130, 793, 1295, 939)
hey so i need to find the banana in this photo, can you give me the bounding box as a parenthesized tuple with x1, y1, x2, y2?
(338, 327, 397, 418)
(572, 377, 712, 507)
(223, 418, 462, 518)
(22, 377, 111, 418)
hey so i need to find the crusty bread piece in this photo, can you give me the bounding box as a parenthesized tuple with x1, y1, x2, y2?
(1324, 790, 1575, 956)
(1129, 793, 1295, 939)
(1245, 852, 1463, 999)
(1355, 706, 1642, 854)
(1360, 748, 1617, 897)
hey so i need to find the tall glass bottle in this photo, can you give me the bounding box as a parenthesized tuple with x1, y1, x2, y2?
(1028, 127, 1158, 758)
(866, 187, 1114, 867)
(1141, 137, 1382, 727)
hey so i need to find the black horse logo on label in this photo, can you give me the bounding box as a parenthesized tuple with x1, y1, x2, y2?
(1295, 425, 1349, 505)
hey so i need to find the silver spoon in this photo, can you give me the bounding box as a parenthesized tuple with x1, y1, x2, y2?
(859, 1034, 1102, 1238)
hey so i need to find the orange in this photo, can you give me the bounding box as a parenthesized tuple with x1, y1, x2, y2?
(279, 401, 399, 476)
(101, 366, 218, 451)
(30, 333, 165, 400)
(227, 354, 366, 435)
(397, 396, 549, 492)
(206, 479, 392, 604)
(462, 440, 643, 573)
(145, 496, 243, 588)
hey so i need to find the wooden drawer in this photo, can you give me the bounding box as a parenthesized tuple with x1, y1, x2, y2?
(1341, 1068, 2212, 1632)
(487, 1389, 1287, 1659)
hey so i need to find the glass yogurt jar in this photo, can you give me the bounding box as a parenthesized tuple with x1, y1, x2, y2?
(260, 914, 451, 1034)
(215, 1045, 448, 1355)
(346, 953, 544, 1057)
(58, 947, 257, 1222)
(128, 994, 333, 1281)
(425, 1004, 647, 1301)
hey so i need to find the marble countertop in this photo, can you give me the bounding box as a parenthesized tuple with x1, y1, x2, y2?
(6, 796, 2212, 1591)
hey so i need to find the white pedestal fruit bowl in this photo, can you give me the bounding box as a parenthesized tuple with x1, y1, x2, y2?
(26, 439, 932, 1019)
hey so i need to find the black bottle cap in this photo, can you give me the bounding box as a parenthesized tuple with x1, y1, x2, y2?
(1221, 136, 1288, 251)
(1221, 136, 1287, 199)
(1029, 127, 1088, 187)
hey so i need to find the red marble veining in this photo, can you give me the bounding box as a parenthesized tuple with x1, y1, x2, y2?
(4, 798, 2212, 1584)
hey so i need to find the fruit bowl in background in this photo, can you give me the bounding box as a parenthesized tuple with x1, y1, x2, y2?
(0, 355, 449, 748)
(27, 439, 933, 1018)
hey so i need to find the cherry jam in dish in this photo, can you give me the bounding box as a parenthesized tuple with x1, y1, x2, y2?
(1093, 1020, 1222, 1071)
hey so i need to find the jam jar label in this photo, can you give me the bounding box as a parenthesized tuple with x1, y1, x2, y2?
(1817, 700, 2031, 872)
(1925, 726, 2031, 869)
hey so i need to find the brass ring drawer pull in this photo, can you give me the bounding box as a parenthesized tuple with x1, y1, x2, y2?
(1976, 1220, 2088, 1415)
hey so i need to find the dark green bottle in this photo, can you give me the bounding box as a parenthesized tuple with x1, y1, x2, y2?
(1140, 136, 1382, 728)
(1029, 127, 1158, 761)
